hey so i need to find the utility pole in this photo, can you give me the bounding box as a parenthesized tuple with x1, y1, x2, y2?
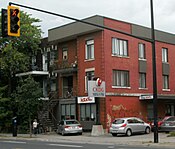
(150, 0, 158, 143)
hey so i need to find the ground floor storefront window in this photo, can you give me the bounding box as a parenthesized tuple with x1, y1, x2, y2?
(61, 104, 76, 120)
(80, 104, 96, 121)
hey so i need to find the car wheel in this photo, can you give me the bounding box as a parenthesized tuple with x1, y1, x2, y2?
(145, 127, 150, 134)
(112, 133, 117, 137)
(79, 132, 82, 135)
(126, 129, 132, 136)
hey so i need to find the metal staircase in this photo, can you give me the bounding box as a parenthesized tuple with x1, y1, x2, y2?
(38, 91, 58, 133)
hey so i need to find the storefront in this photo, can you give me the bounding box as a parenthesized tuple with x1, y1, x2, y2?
(78, 96, 97, 130)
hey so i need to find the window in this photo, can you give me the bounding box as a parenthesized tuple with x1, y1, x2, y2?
(139, 73, 146, 88)
(80, 104, 96, 121)
(139, 43, 146, 59)
(162, 48, 168, 63)
(113, 70, 129, 87)
(112, 38, 128, 56)
(163, 75, 169, 89)
(85, 71, 95, 92)
(42, 51, 48, 71)
(61, 104, 75, 120)
(62, 47, 68, 60)
(50, 50, 57, 65)
(85, 40, 94, 60)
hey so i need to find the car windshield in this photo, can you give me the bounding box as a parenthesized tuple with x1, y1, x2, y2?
(66, 120, 79, 125)
(112, 119, 125, 124)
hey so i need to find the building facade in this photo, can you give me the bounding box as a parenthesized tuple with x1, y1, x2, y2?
(41, 15, 175, 131)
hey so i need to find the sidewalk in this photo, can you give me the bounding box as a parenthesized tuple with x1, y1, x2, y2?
(0, 132, 175, 148)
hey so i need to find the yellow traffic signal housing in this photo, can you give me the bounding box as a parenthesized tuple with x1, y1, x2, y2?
(8, 6, 20, 37)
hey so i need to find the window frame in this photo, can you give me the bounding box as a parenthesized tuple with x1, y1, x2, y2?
(113, 70, 130, 87)
(112, 38, 128, 57)
(85, 39, 94, 60)
(163, 75, 169, 90)
(85, 70, 95, 92)
(62, 47, 68, 61)
(139, 73, 146, 89)
(162, 48, 168, 63)
(138, 43, 146, 59)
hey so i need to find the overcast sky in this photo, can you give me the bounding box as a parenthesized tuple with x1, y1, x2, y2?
(2, 0, 175, 38)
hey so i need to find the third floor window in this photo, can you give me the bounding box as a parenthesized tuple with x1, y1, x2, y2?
(112, 38, 128, 57)
(85, 40, 94, 60)
(138, 43, 146, 59)
(162, 48, 168, 63)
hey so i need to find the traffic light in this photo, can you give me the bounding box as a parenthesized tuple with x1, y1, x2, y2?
(8, 6, 20, 37)
(1, 9, 8, 37)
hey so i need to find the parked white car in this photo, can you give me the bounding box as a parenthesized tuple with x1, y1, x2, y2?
(56, 119, 83, 136)
(109, 117, 151, 136)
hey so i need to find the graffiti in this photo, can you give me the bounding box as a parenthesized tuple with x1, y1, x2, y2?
(107, 114, 112, 127)
(107, 104, 142, 128)
(112, 104, 126, 111)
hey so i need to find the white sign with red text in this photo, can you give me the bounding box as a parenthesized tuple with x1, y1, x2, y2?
(88, 80, 106, 97)
(77, 96, 95, 104)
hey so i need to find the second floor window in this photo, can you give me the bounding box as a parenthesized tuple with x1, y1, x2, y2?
(163, 75, 169, 89)
(85, 71, 95, 92)
(112, 38, 128, 57)
(162, 48, 168, 63)
(85, 40, 94, 60)
(139, 73, 146, 88)
(63, 47, 68, 61)
(139, 43, 146, 59)
(113, 70, 129, 87)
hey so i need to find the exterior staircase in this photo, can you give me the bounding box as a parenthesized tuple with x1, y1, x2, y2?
(38, 91, 58, 133)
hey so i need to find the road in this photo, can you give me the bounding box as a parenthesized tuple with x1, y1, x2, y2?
(0, 139, 173, 149)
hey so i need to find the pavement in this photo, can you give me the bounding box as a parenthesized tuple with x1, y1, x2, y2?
(0, 132, 175, 148)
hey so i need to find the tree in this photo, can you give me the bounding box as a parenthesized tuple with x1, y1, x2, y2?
(0, 10, 43, 132)
(12, 76, 42, 135)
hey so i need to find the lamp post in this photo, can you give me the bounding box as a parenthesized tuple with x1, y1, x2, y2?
(150, 0, 158, 143)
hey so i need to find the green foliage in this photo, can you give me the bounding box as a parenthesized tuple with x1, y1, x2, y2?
(0, 11, 43, 133)
(0, 86, 13, 132)
(12, 76, 42, 133)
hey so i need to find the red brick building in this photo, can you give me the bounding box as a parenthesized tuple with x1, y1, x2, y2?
(44, 15, 175, 131)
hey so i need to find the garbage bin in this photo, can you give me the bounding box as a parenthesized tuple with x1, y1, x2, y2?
(12, 117, 17, 137)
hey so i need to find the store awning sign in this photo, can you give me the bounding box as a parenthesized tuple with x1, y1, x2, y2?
(139, 95, 153, 100)
(77, 96, 95, 104)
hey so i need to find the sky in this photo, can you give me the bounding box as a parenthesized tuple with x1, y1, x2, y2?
(1, 0, 175, 38)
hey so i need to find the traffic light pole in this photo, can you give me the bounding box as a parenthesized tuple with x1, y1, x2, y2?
(9, 1, 159, 143)
(9, 2, 152, 43)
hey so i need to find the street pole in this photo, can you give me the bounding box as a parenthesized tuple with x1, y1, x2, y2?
(150, 0, 158, 143)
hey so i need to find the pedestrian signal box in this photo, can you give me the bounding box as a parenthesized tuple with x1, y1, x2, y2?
(8, 6, 20, 37)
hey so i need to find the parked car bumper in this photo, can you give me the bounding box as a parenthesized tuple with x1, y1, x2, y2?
(160, 126, 175, 132)
(109, 127, 126, 134)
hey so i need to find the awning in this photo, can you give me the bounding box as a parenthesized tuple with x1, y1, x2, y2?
(15, 71, 49, 77)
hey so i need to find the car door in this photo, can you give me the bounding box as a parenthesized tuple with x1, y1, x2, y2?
(134, 118, 145, 132)
(127, 118, 137, 133)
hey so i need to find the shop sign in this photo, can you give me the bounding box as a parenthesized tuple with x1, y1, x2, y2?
(88, 79, 106, 97)
(139, 95, 153, 100)
(77, 96, 95, 104)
